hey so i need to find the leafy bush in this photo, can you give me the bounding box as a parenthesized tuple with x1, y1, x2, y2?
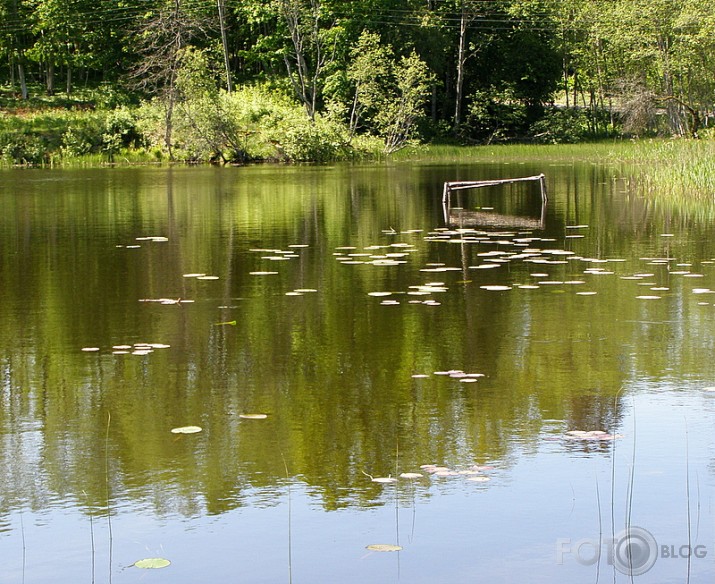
(530, 108, 593, 143)
(141, 74, 377, 163)
(102, 107, 143, 159)
(464, 87, 528, 143)
(0, 107, 148, 166)
(0, 130, 48, 165)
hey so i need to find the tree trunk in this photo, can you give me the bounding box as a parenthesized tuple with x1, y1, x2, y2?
(563, 55, 569, 108)
(165, 94, 175, 160)
(217, 0, 233, 93)
(47, 63, 55, 95)
(281, 0, 336, 122)
(348, 84, 360, 135)
(431, 83, 438, 122)
(66, 65, 72, 95)
(18, 59, 28, 99)
(9, 55, 16, 88)
(454, 3, 467, 130)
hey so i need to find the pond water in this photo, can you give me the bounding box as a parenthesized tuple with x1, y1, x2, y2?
(1, 162, 715, 583)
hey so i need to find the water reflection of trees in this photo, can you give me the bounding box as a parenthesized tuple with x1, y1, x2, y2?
(1, 164, 715, 519)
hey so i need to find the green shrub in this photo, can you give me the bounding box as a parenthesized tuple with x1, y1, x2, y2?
(464, 87, 528, 143)
(0, 131, 48, 165)
(146, 82, 373, 164)
(530, 108, 592, 143)
(530, 107, 616, 144)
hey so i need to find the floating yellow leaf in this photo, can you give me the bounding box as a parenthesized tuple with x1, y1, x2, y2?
(239, 413, 268, 420)
(366, 544, 402, 552)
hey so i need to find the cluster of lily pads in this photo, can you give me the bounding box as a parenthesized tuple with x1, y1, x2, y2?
(139, 298, 195, 305)
(170, 413, 268, 436)
(81, 342, 171, 355)
(115, 235, 169, 250)
(84, 237, 321, 356)
(412, 369, 485, 384)
(368, 281, 448, 306)
(367, 463, 495, 485)
(334, 242, 418, 267)
(248, 245, 308, 276)
(350, 223, 715, 306)
(561, 430, 622, 441)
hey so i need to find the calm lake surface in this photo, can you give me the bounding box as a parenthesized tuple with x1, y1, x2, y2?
(2, 161, 715, 583)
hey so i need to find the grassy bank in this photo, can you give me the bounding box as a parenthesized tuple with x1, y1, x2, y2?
(2, 89, 715, 205)
(395, 140, 715, 203)
(392, 141, 635, 163)
(0, 84, 386, 167)
(617, 139, 715, 202)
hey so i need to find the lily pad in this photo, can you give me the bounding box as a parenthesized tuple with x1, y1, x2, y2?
(372, 476, 398, 483)
(399, 472, 423, 479)
(134, 558, 171, 569)
(366, 544, 402, 552)
(564, 430, 621, 441)
(467, 476, 491, 482)
(171, 426, 202, 434)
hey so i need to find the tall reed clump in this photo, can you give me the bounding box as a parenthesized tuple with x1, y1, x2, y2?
(623, 139, 715, 202)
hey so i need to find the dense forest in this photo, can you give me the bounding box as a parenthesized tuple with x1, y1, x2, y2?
(1, 0, 715, 163)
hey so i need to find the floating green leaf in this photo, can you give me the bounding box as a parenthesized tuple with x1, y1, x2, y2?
(134, 558, 171, 569)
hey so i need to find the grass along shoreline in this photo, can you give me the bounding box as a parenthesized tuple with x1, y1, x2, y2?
(2, 96, 715, 204)
(394, 140, 715, 203)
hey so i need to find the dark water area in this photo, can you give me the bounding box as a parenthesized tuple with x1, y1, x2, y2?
(1, 163, 715, 583)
